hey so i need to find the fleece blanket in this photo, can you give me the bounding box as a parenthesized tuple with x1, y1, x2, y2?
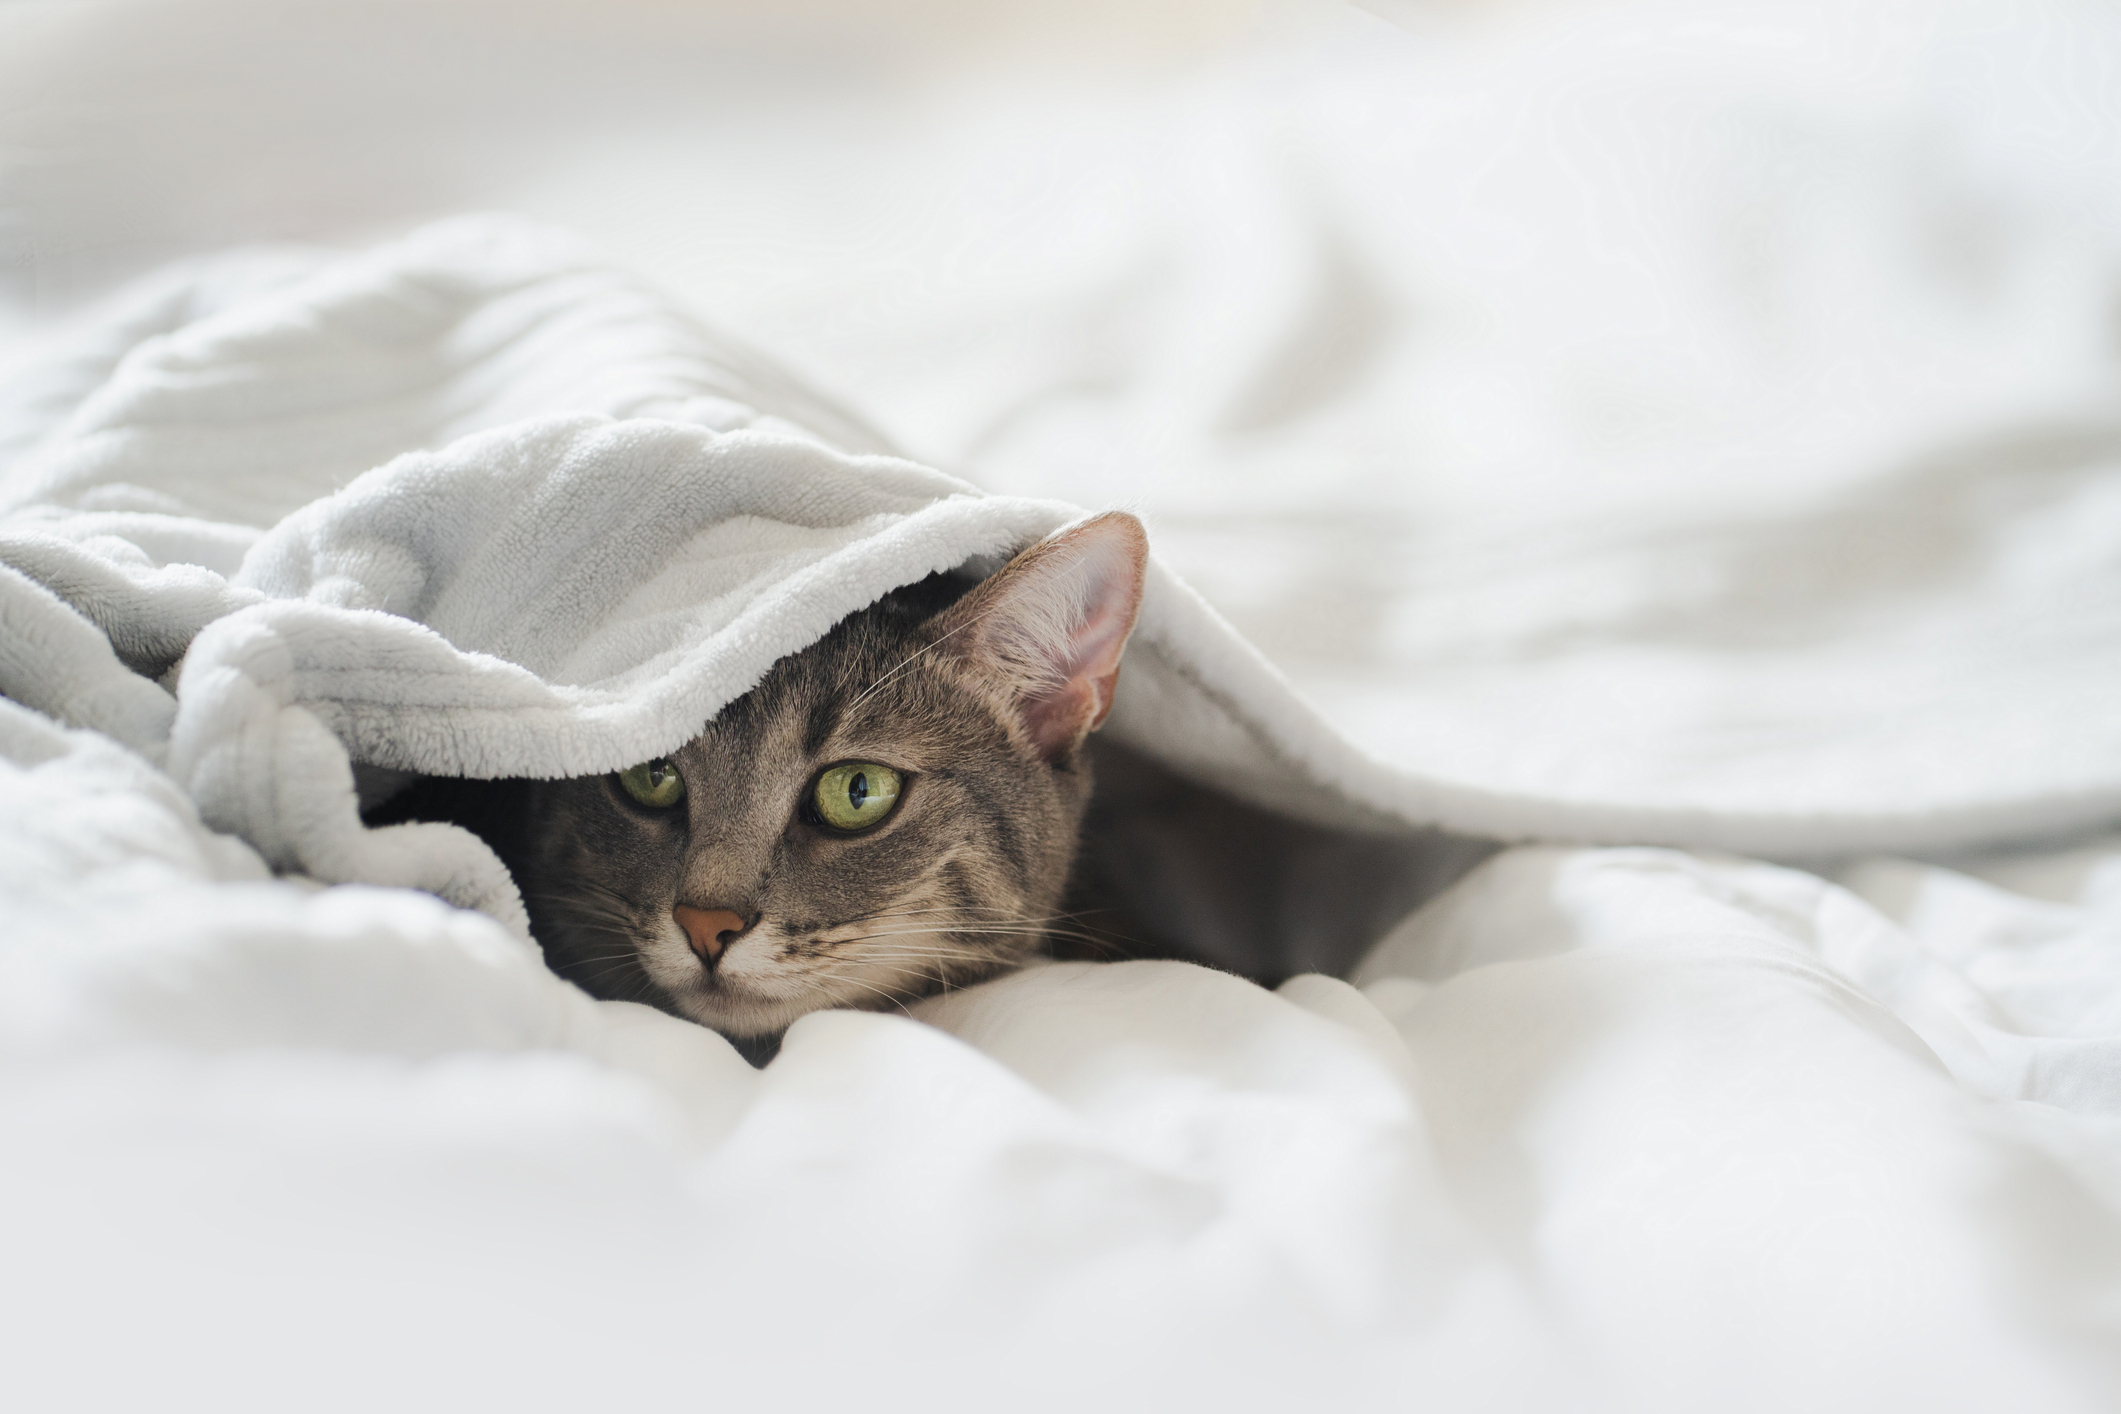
(7, 210, 2121, 947)
(0, 219, 1442, 943)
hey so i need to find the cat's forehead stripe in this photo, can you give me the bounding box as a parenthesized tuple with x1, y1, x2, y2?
(800, 689, 839, 758)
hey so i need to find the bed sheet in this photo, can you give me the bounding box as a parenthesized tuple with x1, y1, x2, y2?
(8, 695, 2121, 1411)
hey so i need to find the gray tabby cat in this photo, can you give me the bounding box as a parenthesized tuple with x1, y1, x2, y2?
(375, 512, 1148, 1054)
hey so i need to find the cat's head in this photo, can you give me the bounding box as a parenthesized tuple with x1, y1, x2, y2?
(504, 512, 1149, 1040)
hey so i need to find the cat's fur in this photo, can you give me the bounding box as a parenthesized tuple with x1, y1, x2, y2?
(372, 513, 1149, 1054)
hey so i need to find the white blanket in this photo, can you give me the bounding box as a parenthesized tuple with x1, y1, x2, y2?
(7, 1, 2121, 1410)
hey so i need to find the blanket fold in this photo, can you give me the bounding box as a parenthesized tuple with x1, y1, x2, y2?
(2, 216, 2117, 954)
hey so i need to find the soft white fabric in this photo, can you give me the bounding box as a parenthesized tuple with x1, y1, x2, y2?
(10, 688, 2121, 1411)
(6, 0, 2121, 1410)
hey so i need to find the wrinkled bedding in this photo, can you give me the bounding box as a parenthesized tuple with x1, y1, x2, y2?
(12, 692, 2121, 1411)
(6, 1, 2121, 1411)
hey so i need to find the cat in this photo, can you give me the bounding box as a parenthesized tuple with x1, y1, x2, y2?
(370, 512, 1149, 1058)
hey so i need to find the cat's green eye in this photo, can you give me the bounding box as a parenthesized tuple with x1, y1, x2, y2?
(618, 758, 687, 809)
(812, 762, 902, 833)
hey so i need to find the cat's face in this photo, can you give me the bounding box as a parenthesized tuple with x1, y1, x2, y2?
(501, 514, 1148, 1040)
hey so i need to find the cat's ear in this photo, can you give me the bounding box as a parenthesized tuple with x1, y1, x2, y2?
(933, 512, 1149, 763)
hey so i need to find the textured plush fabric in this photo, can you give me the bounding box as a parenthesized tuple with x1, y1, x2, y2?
(8, 218, 2120, 956)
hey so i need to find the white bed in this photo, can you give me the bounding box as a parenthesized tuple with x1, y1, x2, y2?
(5, 1, 2121, 1410)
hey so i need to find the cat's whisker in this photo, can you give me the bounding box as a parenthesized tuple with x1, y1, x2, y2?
(826, 949, 1022, 985)
(824, 977, 953, 1016)
(838, 951, 982, 966)
(560, 941, 648, 961)
(825, 939, 1016, 963)
(844, 541, 1107, 715)
(842, 924, 1099, 947)
(571, 967, 646, 986)
(565, 943, 650, 965)
(850, 904, 1092, 926)
(545, 917, 640, 938)
(804, 946, 989, 980)
(529, 906, 642, 936)
(843, 590, 1010, 713)
(807, 969, 921, 1017)
(836, 946, 1025, 963)
(839, 905, 1129, 945)
(840, 926, 1132, 962)
(564, 956, 656, 984)
(825, 907, 958, 930)
(814, 949, 979, 968)
(849, 924, 1052, 937)
(526, 885, 639, 912)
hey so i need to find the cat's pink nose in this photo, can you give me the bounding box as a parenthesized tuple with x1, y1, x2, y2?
(674, 906, 751, 965)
